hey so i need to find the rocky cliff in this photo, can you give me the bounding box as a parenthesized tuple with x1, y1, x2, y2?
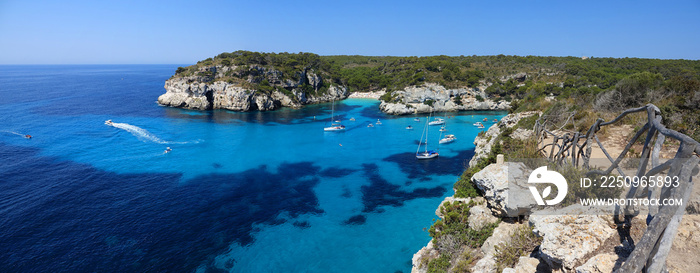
(158, 65, 347, 111)
(468, 111, 540, 168)
(378, 83, 510, 115)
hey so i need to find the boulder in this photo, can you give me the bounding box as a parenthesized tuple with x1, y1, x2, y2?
(503, 256, 541, 273)
(470, 162, 535, 217)
(529, 205, 617, 271)
(575, 253, 619, 273)
(468, 204, 499, 231)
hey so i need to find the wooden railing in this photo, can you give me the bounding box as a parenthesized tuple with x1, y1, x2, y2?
(533, 104, 700, 273)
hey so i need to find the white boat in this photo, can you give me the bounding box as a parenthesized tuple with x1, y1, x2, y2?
(406, 125, 413, 130)
(376, 119, 382, 125)
(350, 117, 356, 121)
(105, 120, 113, 126)
(367, 123, 374, 127)
(416, 113, 439, 160)
(414, 118, 420, 122)
(324, 100, 345, 132)
(439, 134, 457, 144)
(473, 121, 484, 127)
(428, 118, 445, 126)
(324, 124, 346, 131)
(439, 126, 447, 132)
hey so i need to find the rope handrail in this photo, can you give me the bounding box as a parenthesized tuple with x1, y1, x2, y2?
(533, 104, 699, 273)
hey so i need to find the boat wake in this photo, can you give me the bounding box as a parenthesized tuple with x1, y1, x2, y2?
(108, 122, 201, 144)
(1, 130, 26, 137)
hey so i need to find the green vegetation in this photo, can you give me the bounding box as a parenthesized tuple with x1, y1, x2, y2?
(425, 200, 499, 272)
(177, 52, 700, 128)
(494, 225, 542, 272)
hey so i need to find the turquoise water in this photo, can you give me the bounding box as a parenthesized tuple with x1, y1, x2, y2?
(0, 65, 505, 272)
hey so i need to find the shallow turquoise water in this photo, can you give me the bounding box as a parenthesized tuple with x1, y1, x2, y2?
(0, 65, 505, 272)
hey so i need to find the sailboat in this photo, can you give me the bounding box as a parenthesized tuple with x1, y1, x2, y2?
(324, 100, 345, 132)
(416, 112, 439, 159)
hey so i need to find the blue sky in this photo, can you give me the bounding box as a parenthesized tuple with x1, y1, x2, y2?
(0, 0, 698, 64)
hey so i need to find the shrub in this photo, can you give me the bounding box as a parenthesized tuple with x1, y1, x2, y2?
(427, 254, 451, 273)
(494, 225, 542, 272)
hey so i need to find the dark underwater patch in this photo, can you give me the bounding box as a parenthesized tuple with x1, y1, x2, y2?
(341, 185, 353, 198)
(382, 149, 475, 180)
(292, 221, 311, 229)
(343, 214, 367, 225)
(0, 143, 326, 272)
(319, 167, 356, 178)
(359, 163, 445, 213)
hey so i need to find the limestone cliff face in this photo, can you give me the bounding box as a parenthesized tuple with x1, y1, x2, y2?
(157, 65, 347, 111)
(379, 83, 510, 115)
(468, 111, 541, 168)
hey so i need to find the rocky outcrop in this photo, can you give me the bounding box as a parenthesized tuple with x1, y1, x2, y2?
(411, 240, 437, 273)
(511, 128, 534, 141)
(470, 162, 536, 217)
(472, 222, 524, 273)
(158, 65, 347, 111)
(502, 256, 541, 273)
(529, 205, 617, 271)
(379, 83, 510, 115)
(434, 196, 477, 219)
(575, 253, 619, 273)
(469, 111, 541, 168)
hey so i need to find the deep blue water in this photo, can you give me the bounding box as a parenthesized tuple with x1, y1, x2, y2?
(0, 65, 505, 272)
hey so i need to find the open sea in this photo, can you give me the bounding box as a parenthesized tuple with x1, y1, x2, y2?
(0, 65, 505, 272)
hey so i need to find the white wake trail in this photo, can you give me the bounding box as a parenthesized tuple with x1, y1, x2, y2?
(1, 130, 26, 137)
(108, 122, 201, 144)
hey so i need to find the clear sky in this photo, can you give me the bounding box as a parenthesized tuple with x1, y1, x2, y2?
(0, 0, 698, 64)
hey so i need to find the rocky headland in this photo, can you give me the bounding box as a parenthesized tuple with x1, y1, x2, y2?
(158, 65, 347, 111)
(379, 83, 510, 115)
(158, 66, 508, 115)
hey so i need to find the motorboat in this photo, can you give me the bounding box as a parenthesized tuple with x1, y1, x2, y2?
(105, 120, 114, 126)
(376, 119, 382, 125)
(473, 121, 484, 127)
(439, 126, 447, 132)
(439, 134, 457, 144)
(367, 123, 374, 127)
(428, 118, 445, 126)
(406, 125, 413, 130)
(414, 118, 420, 122)
(324, 124, 346, 131)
